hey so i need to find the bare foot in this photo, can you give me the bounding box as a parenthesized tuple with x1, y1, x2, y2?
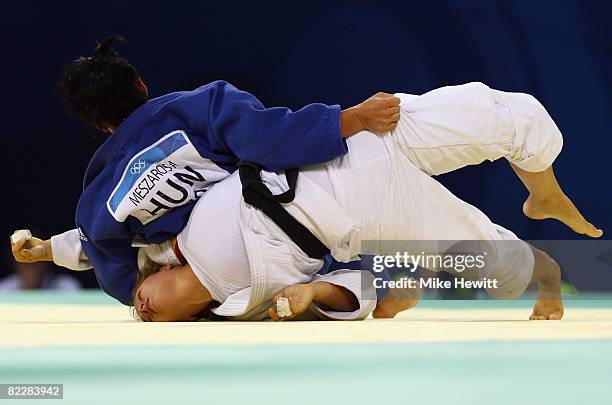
(523, 193, 603, 238)
(530, 270, 564, 320)
(373, 282, 420, 319)
(528, 244, 565, 320)
(530, 297, 564, 320)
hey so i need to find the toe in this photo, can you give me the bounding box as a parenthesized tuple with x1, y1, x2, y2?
(549, 311, 563, 320)
(585, 223, 603, 238)
(566, 215, 603, 238)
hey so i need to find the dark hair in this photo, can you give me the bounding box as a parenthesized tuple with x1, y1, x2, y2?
(60, 35, 148, 131)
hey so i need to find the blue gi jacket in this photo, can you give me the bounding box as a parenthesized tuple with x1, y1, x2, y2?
(75, 80, 346, 304)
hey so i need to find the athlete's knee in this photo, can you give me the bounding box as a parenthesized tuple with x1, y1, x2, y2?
(504, 92, 564, 172)
(485, 269, 532, 300)
(485, 240, 535, 300)
(466, 81, 491, 91)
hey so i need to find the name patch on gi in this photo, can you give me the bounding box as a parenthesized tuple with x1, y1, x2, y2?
(107, 130, 229, 224)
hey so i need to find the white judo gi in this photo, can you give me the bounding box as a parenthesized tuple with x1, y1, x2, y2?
(51, 82, 563, 320)
(319, 82, 562, 301)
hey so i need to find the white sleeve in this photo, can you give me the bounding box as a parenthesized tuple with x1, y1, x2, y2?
(308, 269, 377, 320)
(50, 229, 93, 271)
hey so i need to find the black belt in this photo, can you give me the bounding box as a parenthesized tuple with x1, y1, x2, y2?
(237, 161, 330, 259)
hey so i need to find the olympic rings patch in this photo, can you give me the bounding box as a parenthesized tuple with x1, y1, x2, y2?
(130, 159, 147, 174)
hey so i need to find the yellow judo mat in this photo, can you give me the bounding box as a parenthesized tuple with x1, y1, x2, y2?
(1, 292, 611, 404)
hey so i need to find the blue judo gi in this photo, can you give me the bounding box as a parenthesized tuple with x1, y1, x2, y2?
(74, 80, 347, 304)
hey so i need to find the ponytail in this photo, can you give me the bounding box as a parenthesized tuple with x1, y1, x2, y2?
(93, 35, 125, 59)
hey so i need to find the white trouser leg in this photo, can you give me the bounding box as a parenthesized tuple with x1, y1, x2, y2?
(323, 131, 534, 300)
(391, 82, 563, 175)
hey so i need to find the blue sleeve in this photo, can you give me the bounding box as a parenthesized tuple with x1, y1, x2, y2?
(75, 205, 139, 305)
(81, 237, 138, 305)
(174, 81, 348, 171)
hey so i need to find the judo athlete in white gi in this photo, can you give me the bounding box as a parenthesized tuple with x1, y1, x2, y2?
(13, 82, 600, 322)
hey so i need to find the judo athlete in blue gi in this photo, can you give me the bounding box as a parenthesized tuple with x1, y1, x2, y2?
(8, 36, 404, 305)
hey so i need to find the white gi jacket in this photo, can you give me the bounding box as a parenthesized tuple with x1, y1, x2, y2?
(50, 170, 377, 321)
(200, 171, 376, 320)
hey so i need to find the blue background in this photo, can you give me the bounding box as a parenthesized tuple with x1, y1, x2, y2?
(1, 0, 610, 286)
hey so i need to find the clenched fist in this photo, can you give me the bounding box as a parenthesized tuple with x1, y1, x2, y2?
(340, 92, 401, 138)
(11, 232, 53, 263)
(268, 284, 315, 321)
(267, 281, 359, 321)
(356, 92, 401, 132)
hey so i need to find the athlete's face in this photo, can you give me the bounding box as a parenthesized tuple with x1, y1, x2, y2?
(134, 265, 201, 322)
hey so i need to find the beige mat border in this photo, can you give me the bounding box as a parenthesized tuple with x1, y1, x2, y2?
(1, 304, 611, 347)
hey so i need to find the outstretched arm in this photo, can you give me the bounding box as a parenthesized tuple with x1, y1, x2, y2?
(181, 81, 401, 172)
(268, 270, 378, 321)
(11, 229, 93, 271)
